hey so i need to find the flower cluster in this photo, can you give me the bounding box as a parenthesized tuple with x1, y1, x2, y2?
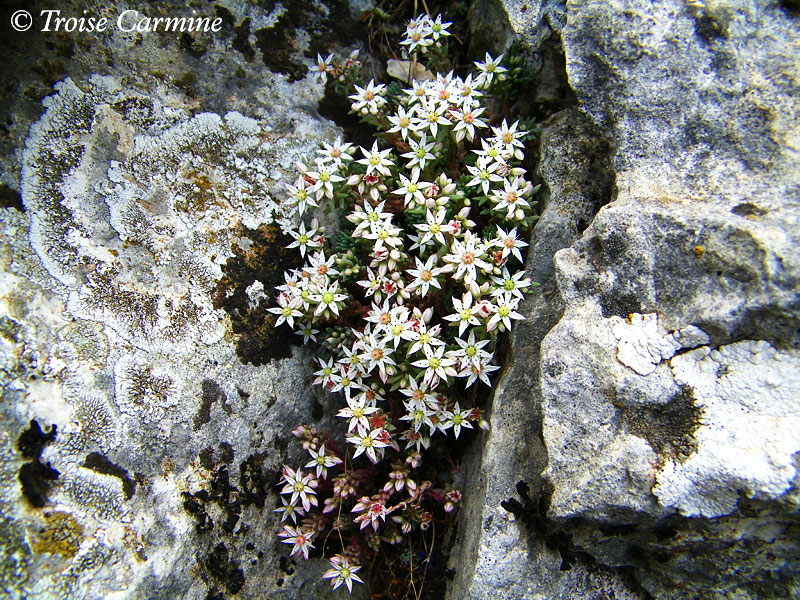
(400, 14, 451, 53)
(271, 14, 539, 594)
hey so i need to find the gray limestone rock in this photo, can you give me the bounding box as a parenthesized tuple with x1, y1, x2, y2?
(446, 108, 645, 599)
(452, 0, 800, 599)
(0, 1, 368, 599)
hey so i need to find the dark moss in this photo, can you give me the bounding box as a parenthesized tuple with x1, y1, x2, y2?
(218, 442, 234, 465)
(183, 446, 276, 537)
(44, 33, 76, 60)
(31, 58, 67, 89)
(238, 452, 276, 509)
(194, 379, 229, 431)
(19, 461, 60, 508)
(254, 23, 308, 81)
(17, 420, 56, 460)
(693, 10, 729, 44)
(182, 491, 214, 533)
(214, 5, 236, 29)
(212, 224, 303, 367)
(781, 0, 800, 15)
(174, 71, 197, 96)
(599, 290, 642, 319)
(732, 202, 768, 218)
(0, 315, 21, 343)
(83, 452, 136, 500)
(180, 33, 207, 58)
(305, 0, 366, 59)
(232, 18, 255, 62)
(620, 386, 703, 461)
(182, 447, 279, 596)
(199, 447, 216, 471)
(0, 184, 23, 212)
(253, 0, 311, 83)
(205, 543, 245, 595)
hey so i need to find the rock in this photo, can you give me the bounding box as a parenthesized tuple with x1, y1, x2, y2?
(467, 0, 574, 110)
(0, 1, 368, 599)
(468, 0, 566, 55)
(562, 0, 800, 207)
(447, 108, 645, 599)
(453, 0, 800, 599)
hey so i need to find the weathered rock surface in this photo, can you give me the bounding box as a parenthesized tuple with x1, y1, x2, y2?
(447, 107, 646, 599)
(451, 1, 800, 599)
(0, 1, 367, 599)
(3, 0, 799, 598)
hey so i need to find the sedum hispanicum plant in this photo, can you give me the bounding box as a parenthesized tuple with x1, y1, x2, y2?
(271, 13, 540, 596)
